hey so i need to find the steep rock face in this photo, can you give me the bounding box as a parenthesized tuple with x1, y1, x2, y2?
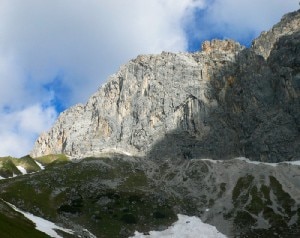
(31, 10, 300, 162)
(252, 10, 300, 59)
(31, 40, 243, 158)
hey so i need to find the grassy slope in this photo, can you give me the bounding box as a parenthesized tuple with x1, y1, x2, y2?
(0, 156, 177, 238)
(0, 154, 69, 178)
(0, 155, 299, 238)
(0, 200, 49, 238)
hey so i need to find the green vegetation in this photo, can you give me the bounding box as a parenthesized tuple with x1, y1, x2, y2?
(0, 213, 50, 238)
(229, 174, 299, 237)
(34, 154, 69, 166)
(0, 154, 70, 178)
(0, 200, 49, 238)
(245, 186, 264, 215)
(1, 155, 299, 238)
(17, 155, 41, 172)
(119, 171, 148, 189)
(0, 156, 177, 238)
(232, 174, 254, 206)
(269, 176, 295, 216)
(234, 211, 256, 228)
(0, 157, 21, 177)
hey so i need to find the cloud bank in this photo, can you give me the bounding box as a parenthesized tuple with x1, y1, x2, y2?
(0, 0, 298, 157)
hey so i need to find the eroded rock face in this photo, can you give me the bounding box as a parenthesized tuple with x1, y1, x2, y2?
(252, 10, 300, 59)
(31, 10, 300, 162)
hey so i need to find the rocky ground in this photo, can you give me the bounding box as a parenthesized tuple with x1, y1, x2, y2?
(0, 155, 300, 237)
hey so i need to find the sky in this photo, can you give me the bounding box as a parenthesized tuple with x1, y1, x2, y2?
(0, 0, 298, 157)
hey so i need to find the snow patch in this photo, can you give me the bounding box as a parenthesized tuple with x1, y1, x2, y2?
(99, 147, 133, 156)
(201, 159, 218, 164)
(283, 160, 300, 166)
(16, 165, 27, 174)
(35, 160, 45, 170)
(82, 228, 98, 238)
(236, 157, 300, 167)
(235, 157, 277, 167)
(198, 157, 300, 167)
(130, 214, 227, 238)
(5, 201, 74, 238)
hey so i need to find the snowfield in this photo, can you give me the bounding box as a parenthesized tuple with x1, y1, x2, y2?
(130, 214, 227, 238)
(16, 165, 27, 174)
(35, 160, 45, 170)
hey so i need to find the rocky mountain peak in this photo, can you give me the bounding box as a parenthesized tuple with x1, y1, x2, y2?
(31, 10, 300, 163)
(201, 39, 243, 54)
(252, 9, 300, 59)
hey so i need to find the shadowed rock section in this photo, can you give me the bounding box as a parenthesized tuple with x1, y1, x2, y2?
(31, 10, 300, 162)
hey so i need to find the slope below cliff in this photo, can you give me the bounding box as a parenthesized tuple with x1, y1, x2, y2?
(31, 10, 300, 163)
(1, 155, 300, 237)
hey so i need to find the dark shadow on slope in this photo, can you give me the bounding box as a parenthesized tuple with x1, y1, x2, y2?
(147, 31, 300, 162)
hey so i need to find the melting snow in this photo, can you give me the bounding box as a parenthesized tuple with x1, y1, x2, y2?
(5, 201, 74, 238)
(82, 228, 98, 238)
(16, 165, 27, 175)
(130, 214, 227, 238)
(35, 160, 45, 170)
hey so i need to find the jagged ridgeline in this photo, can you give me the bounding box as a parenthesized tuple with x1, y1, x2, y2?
(31, 10, 299, 163)
(0, 10, 300, 238)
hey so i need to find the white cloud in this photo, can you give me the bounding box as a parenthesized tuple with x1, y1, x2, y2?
(17, 105, 57, 134)
(0, 0, 205, 105)
(191, 0, 299, 45)
(0, 105, 57, 157)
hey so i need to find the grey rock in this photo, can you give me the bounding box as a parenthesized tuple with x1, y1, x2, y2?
(252, 10, 300, 59)
(31, 10, 300, 163)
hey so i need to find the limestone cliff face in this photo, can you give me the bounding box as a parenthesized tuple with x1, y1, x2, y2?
(31, 10, 300, 162)
(31, 40, 242, 158)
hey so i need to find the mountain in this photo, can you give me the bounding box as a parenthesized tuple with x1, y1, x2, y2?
(0, 10, 300, 238)
(31, 10, 300, 163)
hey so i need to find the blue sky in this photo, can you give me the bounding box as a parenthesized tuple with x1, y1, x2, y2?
(0, 0, 298, 157)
